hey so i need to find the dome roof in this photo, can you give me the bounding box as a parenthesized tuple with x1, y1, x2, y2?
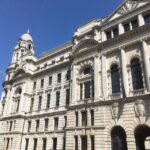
(20, 32, 33, 42)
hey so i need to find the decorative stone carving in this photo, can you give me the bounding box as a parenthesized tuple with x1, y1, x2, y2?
(111, 103, 119, 123)
(134, 99, 146, 123)
(78, 59, 94, 73)
(118, 1, 138, 15)
(134, 99, 145, 117)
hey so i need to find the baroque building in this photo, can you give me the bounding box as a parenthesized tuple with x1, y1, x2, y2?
(0, 0, 150, 149)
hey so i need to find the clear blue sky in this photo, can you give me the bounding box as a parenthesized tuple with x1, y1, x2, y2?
(0, 0, 123, 94)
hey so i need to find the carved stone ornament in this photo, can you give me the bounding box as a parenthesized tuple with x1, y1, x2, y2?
(118, 1, 138, 15)
(111, 103, 119, 120)
(134, 99, 145, 117)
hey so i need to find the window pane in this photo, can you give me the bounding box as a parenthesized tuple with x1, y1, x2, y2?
(111, 65, 120, 94)
(144, 14, 150, 24)
(113, 28, 119, 37)
(84, 82, 91, 99)
(56, 91, 60, 107)
(131, 59, 143, 90)
(131, 19, 138, 29)
(106, 31, 112, 40)
(82, 111, 87, 127)
(124, 23, 130, 32)
(81, 136, 87, 150)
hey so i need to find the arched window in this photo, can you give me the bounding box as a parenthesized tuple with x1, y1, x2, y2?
(80, 66, 94, 100)
(111, 64, 120, 94)
(111, 126, 127, 150)
(83, 67, 92, 75)
(131, 58, 143, 90)
(135, 125, 150, 150)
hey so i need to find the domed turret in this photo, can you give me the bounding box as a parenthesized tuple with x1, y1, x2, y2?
(20, 33, 33, 42)
(11, 30, 35, 64)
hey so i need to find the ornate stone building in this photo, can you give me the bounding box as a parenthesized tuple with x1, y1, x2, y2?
(0, 0, 150, 149)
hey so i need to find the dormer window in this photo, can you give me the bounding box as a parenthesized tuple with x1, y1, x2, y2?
(106, 31, 112, 40)
(131, 19, 139, 29)
(113, 28, 119, 37)
(124, 23, 130, 32)
(144, 14, 150, 24)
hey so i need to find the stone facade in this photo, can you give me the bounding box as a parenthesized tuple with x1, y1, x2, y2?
(1, 0, 150, 150)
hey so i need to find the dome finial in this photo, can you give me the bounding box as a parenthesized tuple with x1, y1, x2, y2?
(27, 28, 30, 34)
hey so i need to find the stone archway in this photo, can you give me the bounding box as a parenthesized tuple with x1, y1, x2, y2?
(135, 125, 150, 150)
(111, 126, 128, 150)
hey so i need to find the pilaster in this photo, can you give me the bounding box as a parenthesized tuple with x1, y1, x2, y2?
(141, 39, 150, 91)
(120, 48, 129, 96)
(138, 14, 145, 26)
(101, 53, 107, 99)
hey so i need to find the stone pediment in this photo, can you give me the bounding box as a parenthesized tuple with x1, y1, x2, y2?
(13, 68, 27, 79)
(73, 39, 99, 54)
(104, 0, 149, 23)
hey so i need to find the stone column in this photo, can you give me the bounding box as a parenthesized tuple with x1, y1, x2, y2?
(120, 48, 128, 96)
(119, 23, 124, 34)
(94, 28, 101, 42)
(94, 55, 99, 100)
(72, 64, 78, 104)
(138, 14, 145, 26)
(141, 39, 150, 91)
(101, 31, 106, 42)
(101, 53, 107, 99)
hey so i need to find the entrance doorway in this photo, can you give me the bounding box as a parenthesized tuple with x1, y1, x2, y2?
(135, 125, 150, 150)
(111, 126, 127, 150)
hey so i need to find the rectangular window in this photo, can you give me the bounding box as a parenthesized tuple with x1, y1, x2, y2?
(56, 91, 60, 107)
(63, 137, 66, 150)
(49, 76, 52, 85)
(81, 136, 87, 150)
(6, 138, 9, 150)
(33, 138, 37, 150)
(42, 138, 47, 150)
(84, 82, 91, 99)
(144, 14, 150, 24)
(30, 98, 34, 112)
(46, 94, 51, 109)
(9, 121, 13, 132)
(82, 111, 87, 127)
(66, 70, 71, 81)
(131, 19, 138, 29)
(44, 118, 49, 131)
(113, 28, 119, 37)
(54, 117, 59, 130)
(106, 31, 112, 40)
(91, 136, 95, 150)
(57, 73, 61, 83)
(66, 89, 70, 105)
(38, 96, 42, 110)
(16, 100, 20, 112)
(64, 116, 67, 128)
(75, 112, 78, 127)
(33, 82, 36, 90)
(41, 79, 44, 88)
(25, 138, 29, 150)
(124, 23, 130, 32)
(53, 138, 57, 150)
(91, 110, 94, 126)
(75, 136, 78, 150)
(36, 120, 40, 132)
(28, 121, 31, 132)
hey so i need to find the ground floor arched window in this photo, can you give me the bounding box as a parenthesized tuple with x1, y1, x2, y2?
(111, 126, 127, 150)
(135, 125, 150, 150)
